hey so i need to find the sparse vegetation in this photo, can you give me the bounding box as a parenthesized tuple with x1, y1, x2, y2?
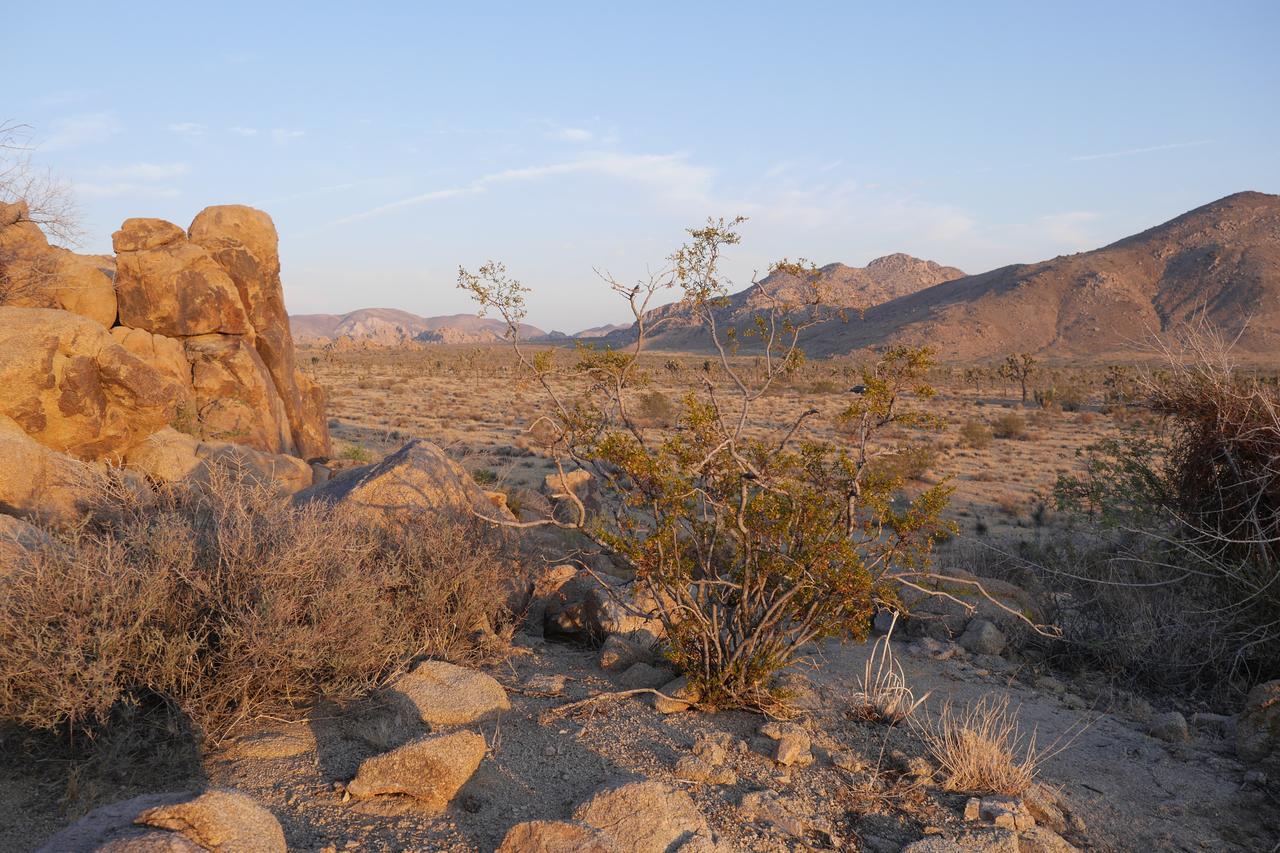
(959, 417, 994, 449)
(0, 473, 507, 745)
(920, 694, 1044, 796)
(462, 219, 954, 709)
(992, 411, 1028, 440)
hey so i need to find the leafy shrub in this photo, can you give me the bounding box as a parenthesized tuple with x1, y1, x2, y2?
(0, 474, 507, 744)
(992, 412, 1027, 440)
(471, 467, 498, 485)
(341, 444, 373, 462)
(959, 418, 993, 449)
(462, 221, 953, 709)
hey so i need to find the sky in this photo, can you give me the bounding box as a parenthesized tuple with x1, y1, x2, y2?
(7, 1, 1279, 331)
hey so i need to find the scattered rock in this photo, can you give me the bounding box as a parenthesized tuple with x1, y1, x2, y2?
(759, 721, 813, 767)
(831, 750, 867, 773)
(345, 730, 486, 810)
(654, 676, 700, 713)
(739, 789, 810, 838)
(134, 789, 286, 853)
(297, 439, 511, 525)
(572, 780, 711, 853)
(900, 828, 1019, 852)
(522, 673, 566, 696)
(496, 820, 613, 852)
(958, 619, 1007, 656)
(387, 660, 510, 726)
(1018, 825, 1081, 853)
(599, 634, 648, 672)
(35, 793, 197, 852)
(975, 796, 1035, 831)
(1190, 712, 1236, 738)
(1237, 680, 1280, 766)
(616, 662, 673, 690)
(1148, 711, 1190, 743)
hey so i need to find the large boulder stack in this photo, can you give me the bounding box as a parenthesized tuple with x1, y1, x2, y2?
(0, 202, 332, 526)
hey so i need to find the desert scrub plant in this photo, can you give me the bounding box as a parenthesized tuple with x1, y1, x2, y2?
(460, 218, 955, 709)
(958, 418, 993, 449)
(340, 443, 373, 463)
(919, 695, 1043, 795)
(0, 472, 507, 745)
(1053, 323, 1280, 693)
(991, 411, 1027, 440)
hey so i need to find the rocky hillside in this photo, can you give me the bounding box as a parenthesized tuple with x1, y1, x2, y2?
(0, 201, 331, 527)
(801, 191, 1280, 359)
(603, 253, 965, 351)
(291, 309, 545, 347)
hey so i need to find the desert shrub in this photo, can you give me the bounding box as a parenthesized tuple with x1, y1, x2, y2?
(959, 418, 993, 449)
(1056, 383, 1087, 412)
(871, 440, 941, 482)
(991, 412, 1027, 440)
(0, 474, 507, 745)
(461, 220, 953, 709)
(471, 466, 498, 485)
(919, 695, 1044, 795)
(1054, 327, 1280, 695)
(341, 443, 373, 462)
(633, 389, 678, 427)
(851, 615, 928, 724)
(1032, 387, 1058, 411)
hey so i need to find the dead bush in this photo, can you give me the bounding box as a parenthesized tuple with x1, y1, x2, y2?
(958, 418, 993, 449)
(0, 472, 507, 745)
(919, 695, 1043, 796)
(992, 412, 1028, 440)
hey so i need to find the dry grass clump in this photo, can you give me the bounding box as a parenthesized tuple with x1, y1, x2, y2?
(0, 473, 507, 746)
(959, 418, 994, 449)
(991, 412, 1028, 440)
(919, 695, 1042, 795)
(851, 614, 929, 724)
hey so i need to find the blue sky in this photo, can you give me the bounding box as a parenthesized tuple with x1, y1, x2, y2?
(9, 2, 1279, 330)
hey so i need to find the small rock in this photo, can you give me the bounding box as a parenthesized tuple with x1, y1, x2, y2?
(1022, 784, 1068, 835)
(739, 790, 808, 839)
(900, 828, 1019, 852)
(1236, 680, 1280, 765)
(388, 660, 510, 726)
(978, 796, 1035, 831)
(759, 721, 812, 767)
(831, 750, 866, 773)
(224, 726, 314, 760)
(523, 673, 567, 695)
(1034, 676, 1066, 694)
(599, 634, 647, 672)
(616, 662, 673, 690)
(345, 730, 486, 812)
(1148, 711, 1190, 743)
(958, 619, 1007, 656)
(1061, 693, 1086, 710)
(674, 755, 735, 784)
(964, 797, 982, 821)
(572, 781, 711, 853)
(134, 790, 286, 853)
(496, 820, 612, 852)
(653, 676, 699, 713)
(1018, 825, 1080, 852)
(1190, 712, 1235, 738)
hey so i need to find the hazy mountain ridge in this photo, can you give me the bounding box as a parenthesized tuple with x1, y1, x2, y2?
(800, 191, 1280, 359)
(290, 309, 547, 346)
(602, 252, 966, 350)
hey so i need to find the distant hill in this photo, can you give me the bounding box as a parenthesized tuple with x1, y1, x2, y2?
(798, 191, 1280, 359)
(290, 309, 545, 346)
(603, 253, 965, 350)
(574, 323, 630, 338)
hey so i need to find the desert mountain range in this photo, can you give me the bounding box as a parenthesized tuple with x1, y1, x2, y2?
(290, 308, 547, 346)
(293, 191, 1279, 360)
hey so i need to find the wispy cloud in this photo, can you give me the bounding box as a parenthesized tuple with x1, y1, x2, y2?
(91, 162, 190, 181)
(230, 126, 259, 136)
(1070, 140, 1211, 161)
(74, 182, 183, 199)
(169, 122, 206, 138)
(551, 126, 593, 143)
(271, 128, 306, 145)
(43, 112, 122, 151)
(334, 151, 715, 226)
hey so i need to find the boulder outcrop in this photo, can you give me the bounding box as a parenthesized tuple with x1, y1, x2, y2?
(0, 308, 182, 462)
(0, 202, 331, 527)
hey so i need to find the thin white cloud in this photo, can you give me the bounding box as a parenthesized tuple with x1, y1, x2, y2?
(43, 112, 122, 151)
(552, 126, 594, 143)
(1070, 140, 1211, 161)
(230, 126, 259, 136)
(91, 162, 190, 182)
(74, 182, 182, 199)
(169, 122, 206, 137)
(1037, 210, 1102, 244)
(335, 151, 715, 226)
(271, 128, 306, 144)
